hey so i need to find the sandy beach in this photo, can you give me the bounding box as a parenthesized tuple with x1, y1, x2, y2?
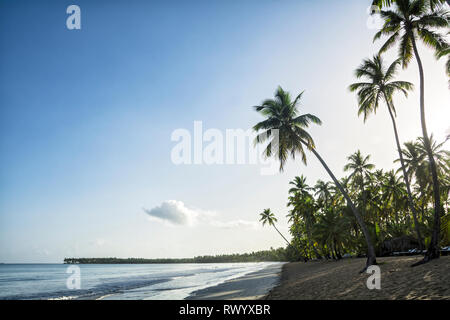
(185, 256, 450, 300)
(266, 256, 450, 300)
(186, 263, 285, 300)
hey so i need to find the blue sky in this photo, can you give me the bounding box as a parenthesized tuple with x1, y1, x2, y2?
(0, 0, 448, 262)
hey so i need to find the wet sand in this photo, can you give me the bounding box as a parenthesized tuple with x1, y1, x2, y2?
(186, 263, 285, 300)
(265, 256, 450, 300)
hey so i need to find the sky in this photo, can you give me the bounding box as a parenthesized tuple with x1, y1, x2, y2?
(0, 0, 448, 263)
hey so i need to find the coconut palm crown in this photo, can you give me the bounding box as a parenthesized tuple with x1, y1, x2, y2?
(349, 55, 414, 121)
(374, 0, 449, 70)
(253, 86, 321, 171)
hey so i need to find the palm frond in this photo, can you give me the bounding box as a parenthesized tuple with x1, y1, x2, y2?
(417, 27, 448, 51)
(398, 33, 413, 68)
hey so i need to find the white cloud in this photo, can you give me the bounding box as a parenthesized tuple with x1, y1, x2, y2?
(143, 200, 258, 229)
(143, 200, 206, 226)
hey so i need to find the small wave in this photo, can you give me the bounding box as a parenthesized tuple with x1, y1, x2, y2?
(1, 277, 173, 300)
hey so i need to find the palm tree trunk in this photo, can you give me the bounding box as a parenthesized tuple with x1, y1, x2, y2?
(421, 198, 425, 222)
(334, 239, 341, 260)
(361, 179, 367, 220)
(410, 35, 442, 264)
(330, 242, 337, 260)
(384, 94, 424, 250)
(272, 224, 291, 247)
(309, 147, 377, 269)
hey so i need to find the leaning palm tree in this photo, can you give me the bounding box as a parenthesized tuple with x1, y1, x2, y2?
(374, 0, 449, 263)
(253, 86, 377, 268)
(259, 208, 291, 246)
(349, 55, 424, 249)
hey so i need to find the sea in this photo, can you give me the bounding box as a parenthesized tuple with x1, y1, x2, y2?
(0, 262, 279, 300)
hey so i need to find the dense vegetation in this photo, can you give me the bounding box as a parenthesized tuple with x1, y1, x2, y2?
(64, 248, 290, 264)
(271, 141, 448, 263)
(254, 0, 449, 268)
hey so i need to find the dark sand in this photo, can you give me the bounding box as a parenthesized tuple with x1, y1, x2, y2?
(186, 263, 285, 300)
(265, 256, 450, 300)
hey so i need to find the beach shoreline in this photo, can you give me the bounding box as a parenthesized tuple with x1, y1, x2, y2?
(185, 262, 285, 300)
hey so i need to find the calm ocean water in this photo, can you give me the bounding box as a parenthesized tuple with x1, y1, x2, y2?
(0, 262, 279, 300)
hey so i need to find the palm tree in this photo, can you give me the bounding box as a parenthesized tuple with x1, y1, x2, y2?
(315, 180, 332, 208)
(288, 177, 321, 259)
(416, 136, 450, 210)
(366, 170, 389, 226)
(372, 0, 447, 11)
(374, 0, 449, 263)
(344, 151, 375, 181)
(373, 1, 450, 83)
(288, 218, 310, 261)
(398, 141, 432, 221)
(289, 175, 313, 197)
(314, 209, 350, 260)
(397, 141, 427, 183)
(382, 170, 408, 224)
(399, 137, 450, 207)
(253, 86, 377, 268)
(416, 135, 450, 178)
(349, 55, 424, 248)
(259, 208, 291, 246)
(344, 150, 375, 212)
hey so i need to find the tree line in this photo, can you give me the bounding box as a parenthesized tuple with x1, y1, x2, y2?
(63, 248, 289, 264)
